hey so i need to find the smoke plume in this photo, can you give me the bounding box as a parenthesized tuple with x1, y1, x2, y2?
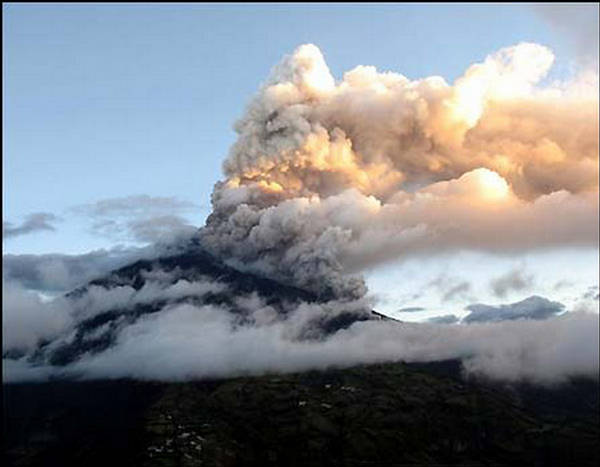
(200, 43, 598, 299)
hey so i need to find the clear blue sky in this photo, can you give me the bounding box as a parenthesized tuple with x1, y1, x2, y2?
(3, 3, 597, 315)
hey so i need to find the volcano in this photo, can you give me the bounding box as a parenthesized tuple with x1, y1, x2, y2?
(18, 238, 388, 369)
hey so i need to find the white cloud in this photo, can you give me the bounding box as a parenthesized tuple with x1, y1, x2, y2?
(2, 271, 597, 385)
(2, 281, 73, 353)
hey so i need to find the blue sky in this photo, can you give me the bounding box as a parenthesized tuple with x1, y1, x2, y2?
(3, 3, 598, 317)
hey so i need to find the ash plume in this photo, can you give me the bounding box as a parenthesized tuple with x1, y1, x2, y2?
(200, 43, 598, 299)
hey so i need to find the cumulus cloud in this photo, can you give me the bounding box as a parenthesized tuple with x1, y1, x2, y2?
(463, 295, 565, 323)
(3, 212, 59, 239)
(490, 267, 534, 298)
(199, 43, 598, 299)
(73, 195, 199, 244)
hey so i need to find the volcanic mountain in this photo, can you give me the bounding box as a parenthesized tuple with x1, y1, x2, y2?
(19, 238, 387, 369)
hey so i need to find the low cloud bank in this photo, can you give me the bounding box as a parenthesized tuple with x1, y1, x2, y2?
(4, 303, 597, 385)
(2, 281, 72, 353)
(3, 270, 598, 385)
(3, 247, 150, 292)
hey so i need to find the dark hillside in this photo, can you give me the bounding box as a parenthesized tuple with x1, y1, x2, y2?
(4, 361, 598, 467)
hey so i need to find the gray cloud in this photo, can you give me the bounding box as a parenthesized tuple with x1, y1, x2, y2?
(532, 4, 599, 65)
(127, 215, 198, 243)
(3, 212, 59, 239)
(72, 195, 200, 244)
(2, 280, 73, 353)
(490, 267, 534, 298)
(3, 290, 597, 384)
(463, 295, 565, 323)
(553, 279, 574, 290)
(73, 195, 198, 218)
(2, 246, 150, 292)
(397, 307, 425, 313)
(427, 314, 460, 324)
(583, 285, 599, 301)
(2, 252, 597, 385)
(426, 274, 473, 303)
(442, 282, 471, 302)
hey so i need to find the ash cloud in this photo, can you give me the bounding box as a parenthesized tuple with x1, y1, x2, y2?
(3, 213, 59, 239)
(200, 42, 598, 299)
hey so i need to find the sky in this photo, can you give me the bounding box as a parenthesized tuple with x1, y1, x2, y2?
(3, 3, 599, 319)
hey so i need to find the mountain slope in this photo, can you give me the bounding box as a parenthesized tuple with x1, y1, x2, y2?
(4, 361, 599, 467)
(23, 244, 382, 368)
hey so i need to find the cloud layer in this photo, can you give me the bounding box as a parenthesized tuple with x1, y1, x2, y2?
(3, 282, 597, 385)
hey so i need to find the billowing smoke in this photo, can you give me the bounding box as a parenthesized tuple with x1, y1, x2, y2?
(200, 43, 598, 299)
